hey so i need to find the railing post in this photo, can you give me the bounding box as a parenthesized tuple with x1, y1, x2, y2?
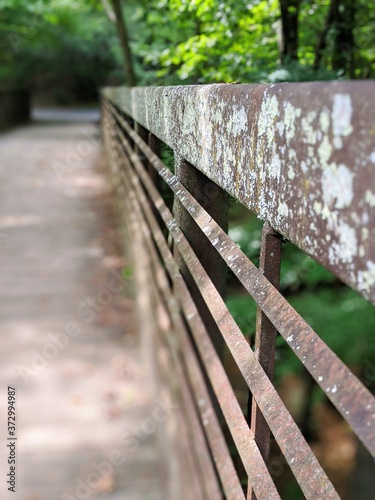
(102, 84, 375, 498)
(173, 154, 229, 357)
(247, 222, 282, 499)
(134, 122, 148, 162)
(147, 133, 161, 188)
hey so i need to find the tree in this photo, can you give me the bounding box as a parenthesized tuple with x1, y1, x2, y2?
(0, 0, 122, 100)
(279, 0, 300, 62)
(151, 0, 280, 84)
(314, 0, 356, 77)
(102, 0, 137, 85)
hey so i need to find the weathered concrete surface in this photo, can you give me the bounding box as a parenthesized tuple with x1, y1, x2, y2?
(0, 114, 168, 499)
(103, 82, 375, 303)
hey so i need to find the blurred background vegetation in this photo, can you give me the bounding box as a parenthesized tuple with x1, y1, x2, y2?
(1, 0, 374, 497)
(1, 0, 374, 100)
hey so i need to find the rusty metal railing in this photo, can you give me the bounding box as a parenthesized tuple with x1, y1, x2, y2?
(101, 82, 375, 499)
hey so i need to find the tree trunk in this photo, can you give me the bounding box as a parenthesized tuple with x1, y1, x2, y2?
(314, 0, 356, 77)
(313, 0, 337, 70)
(279, 0, 300, 62)
(110, 0, 137, 86)
(331, 0, 356, 77)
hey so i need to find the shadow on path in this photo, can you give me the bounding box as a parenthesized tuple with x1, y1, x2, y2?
(0, 111, 166, 500)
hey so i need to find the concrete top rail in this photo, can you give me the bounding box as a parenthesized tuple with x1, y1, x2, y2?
(103, 82, 375, 302)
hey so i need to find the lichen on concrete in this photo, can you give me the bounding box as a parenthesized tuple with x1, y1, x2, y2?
(301, 110, 318, 145)
(319, 108, 330, 134)
(358, 261, 375, 295)
(329, 221, 358, 264)
(257, 94, 279, 145)
(332, 93, 353, 139)
(230, 106, 248, 136)
(365, 190, 375, 207)
(103, 81, 375, 302)
(284, 101, 301, 143)
(322, 164, 354, 209)
(318, 135, 333, 168)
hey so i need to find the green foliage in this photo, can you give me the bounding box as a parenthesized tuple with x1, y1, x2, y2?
(226, 204, 375, 381)
(289, 287, 375, 366)
(128, 0, 375, 84)
(122, 265, 133, 280)
(159, 143, 175, 210)
(280, 242, 336, 290)
(0, 0, 120, 99)
(226, 294, 257, 338)
(2, 0, 373, 97)
(283, 481, 304, 500)
(142, 0, 281, 84)
(126, 0, 198, 85)
(228, 211, 262, 265)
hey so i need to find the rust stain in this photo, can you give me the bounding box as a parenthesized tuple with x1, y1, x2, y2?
(103, 82, 375, 303)
(102, 92, 375, 499)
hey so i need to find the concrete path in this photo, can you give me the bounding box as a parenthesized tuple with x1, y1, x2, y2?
(0, 112, 168, 499)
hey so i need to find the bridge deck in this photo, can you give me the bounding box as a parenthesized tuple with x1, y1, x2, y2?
(0, 113, 167, 499)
